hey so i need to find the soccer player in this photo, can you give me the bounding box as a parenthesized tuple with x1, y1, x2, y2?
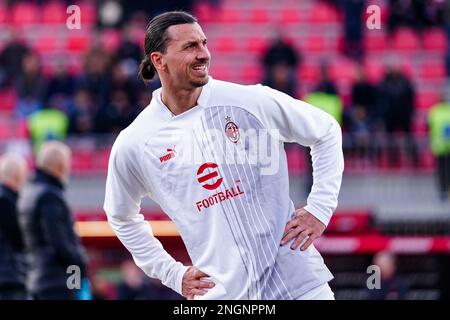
(104, 11, 344, 300)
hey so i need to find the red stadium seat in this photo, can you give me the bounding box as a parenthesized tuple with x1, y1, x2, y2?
(245, 36, 268, 54)
(0, 121, 9, 140)
(193, 2, 214, 24)
(42, 1, 66, 25)
(77, 2, 96, 25)
(423, 29, 447, 53)
(0, 4, 8, 25)
(298, 63, 319, 83)
(392, 28, 420, 53)
(66, 34, 91, 53)
(303, 35, 326, 53)
(34, 36, 58, 54)
(421, 62, 446, 80)
(330, 59, 357, 84)
(216, 36, 237, 53)
(240, 64, 263, 84)
(218, 8, 241, 24)
(210, 65, 231, 81)
(364, 61, 384, 83)
(0, 88, 17, 113)
(279, 8, 301, 25)
(101, 29, 121, 53)
(249, 8, 270, 24)
(417, 91, 440, 110)
(72, 149, 94, 173)
(310, 2, 340, 24)
(11, 3, 39, 25)
(364, 33, 387, 52)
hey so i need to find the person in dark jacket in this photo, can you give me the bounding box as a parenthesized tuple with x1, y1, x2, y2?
(376, 66, 419, 166)
(0, 154, 29, 300)
(18, 141, 88, 300)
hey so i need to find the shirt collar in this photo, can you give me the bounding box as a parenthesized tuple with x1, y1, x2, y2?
(151, 76, 213, 118)
(34, 169, 65, 190)
(0, 183, 18, 199)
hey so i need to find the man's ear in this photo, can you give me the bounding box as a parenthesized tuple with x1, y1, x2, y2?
(150, 52, 165, 72)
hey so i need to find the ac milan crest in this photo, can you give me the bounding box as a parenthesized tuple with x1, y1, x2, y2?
(225, 118, 240, 143)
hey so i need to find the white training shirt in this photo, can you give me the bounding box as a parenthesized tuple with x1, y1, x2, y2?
(103, 77, 344, 299)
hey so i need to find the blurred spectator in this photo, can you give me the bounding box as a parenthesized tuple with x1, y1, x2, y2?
(137, 89, 153, 110)
(0, 30, 30, 88)
(387, 0, 417, 34)
(444, 0, 450, 76)
(27, 106, 69, 155)
(68, 88, 97, 135)
(18, 141, 88, 300)
(388, 0, 443, 34)
(369, 251, 408, 300)
(117, 260, 182, 300)
(345, 65, 378, 158)
(15, 52, 47, 118)
(341, 0, 365, 61)
(262, 36, 300, 97)
(376, 65, 419, 166)
(95, 89, 139, 133)
(77, 46, 112, 109)
(121, 0, 193, 22)
(109, 60, 140, 106)
(0, 154, 28, 300)
(44, 58, 76, 115)
(116, 25, 142, 72)
(315, 61, 338, 95)
(427, 90, 450, 201)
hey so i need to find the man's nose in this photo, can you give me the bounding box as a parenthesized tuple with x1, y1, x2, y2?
(197, 44, 211, 61)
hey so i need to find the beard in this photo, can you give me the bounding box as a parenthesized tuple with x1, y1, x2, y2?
(189, 74, 209, 88)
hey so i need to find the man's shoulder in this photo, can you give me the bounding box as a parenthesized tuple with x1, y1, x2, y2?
(111, 104, 157, 153)
(211, 78, 264, 95)
(209, 78, 269, 107)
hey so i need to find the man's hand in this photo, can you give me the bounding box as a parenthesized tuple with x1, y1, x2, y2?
(280, 208, 326, 251)
(182, 266, 215, 300)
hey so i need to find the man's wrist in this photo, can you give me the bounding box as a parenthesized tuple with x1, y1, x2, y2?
(175, 264, 191, 295)
(303, 204, 330, 227)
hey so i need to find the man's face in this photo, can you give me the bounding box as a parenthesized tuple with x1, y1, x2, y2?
(60, 150, 72, 185)
(160, 23, 211, 89)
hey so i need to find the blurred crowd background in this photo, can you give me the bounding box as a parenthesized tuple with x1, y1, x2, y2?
(1, 0, 450, 300)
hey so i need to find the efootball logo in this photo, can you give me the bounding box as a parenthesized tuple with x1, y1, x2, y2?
(196, 162, 223, 190)
(195, 162, 245, 212)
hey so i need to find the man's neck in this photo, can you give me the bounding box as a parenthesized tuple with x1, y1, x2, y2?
(161, 86, 203, 116)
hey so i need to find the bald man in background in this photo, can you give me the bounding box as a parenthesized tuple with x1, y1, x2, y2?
(18, 141, 87, 300)
(0, 154, 28, 300)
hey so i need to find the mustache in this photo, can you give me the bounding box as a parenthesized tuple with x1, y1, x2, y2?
(191, 59, 209, 66)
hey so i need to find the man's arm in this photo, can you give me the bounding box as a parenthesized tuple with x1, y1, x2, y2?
(254, 85, 344, 248)
(104, 134, 213, 297)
